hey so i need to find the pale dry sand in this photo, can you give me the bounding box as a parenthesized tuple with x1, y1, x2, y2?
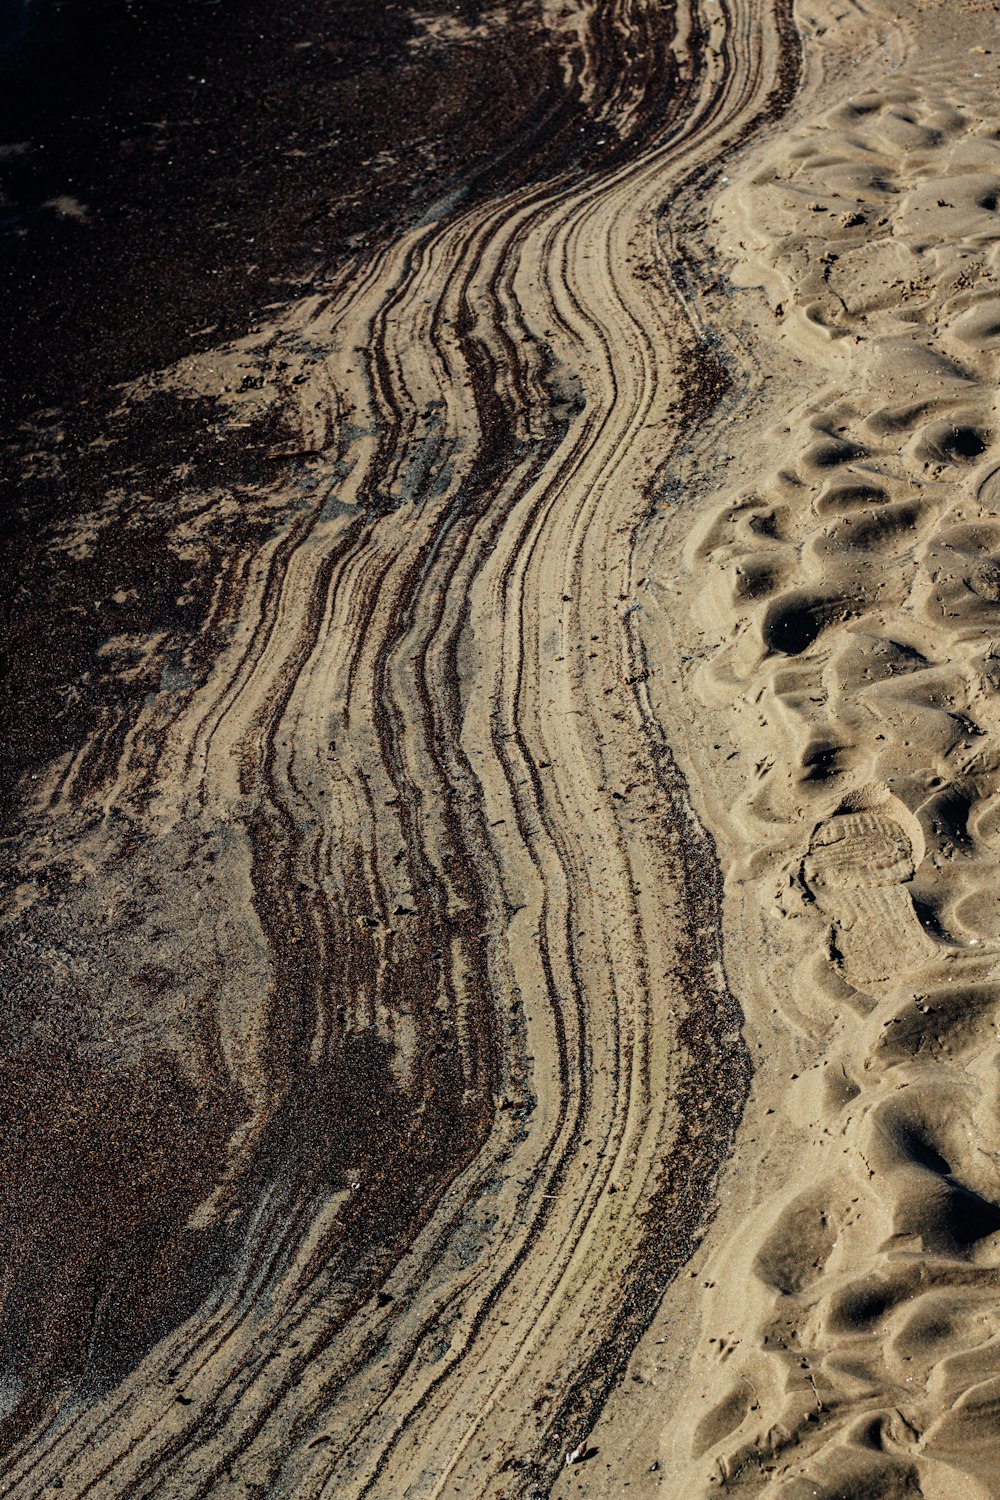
(4, 1, 1000, 1497)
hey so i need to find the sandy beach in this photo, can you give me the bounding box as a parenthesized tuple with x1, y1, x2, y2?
(4, 0, 1000, 1495)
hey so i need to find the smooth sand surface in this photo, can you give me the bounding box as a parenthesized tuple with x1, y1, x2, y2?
(4, 1, 1000, 1497)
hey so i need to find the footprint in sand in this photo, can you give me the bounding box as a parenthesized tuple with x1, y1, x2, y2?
(803, 800, 935, 987)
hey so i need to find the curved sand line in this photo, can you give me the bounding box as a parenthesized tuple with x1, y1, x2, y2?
(0, 2, 799, 1497)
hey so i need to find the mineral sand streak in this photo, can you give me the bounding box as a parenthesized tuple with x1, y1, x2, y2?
(2, 2, 796, 1497)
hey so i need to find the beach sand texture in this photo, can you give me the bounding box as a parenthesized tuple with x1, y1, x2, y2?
(4, 0, 1000, 1496)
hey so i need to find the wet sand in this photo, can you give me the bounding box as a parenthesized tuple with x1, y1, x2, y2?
(4, 1, 1000, 1496)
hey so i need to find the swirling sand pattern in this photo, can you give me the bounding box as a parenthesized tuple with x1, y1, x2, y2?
(0, 2, 797, 1497)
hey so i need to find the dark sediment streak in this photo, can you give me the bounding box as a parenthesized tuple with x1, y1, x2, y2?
(0, 0, 589, 819)
(0, 0, 591, 1457)
(0, 1, 800, 1494)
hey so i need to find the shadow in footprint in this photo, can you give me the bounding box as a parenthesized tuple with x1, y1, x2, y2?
(762, 592, 848, 655)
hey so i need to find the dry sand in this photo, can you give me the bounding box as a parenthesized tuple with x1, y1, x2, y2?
(4, 0, 1000, 1497)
